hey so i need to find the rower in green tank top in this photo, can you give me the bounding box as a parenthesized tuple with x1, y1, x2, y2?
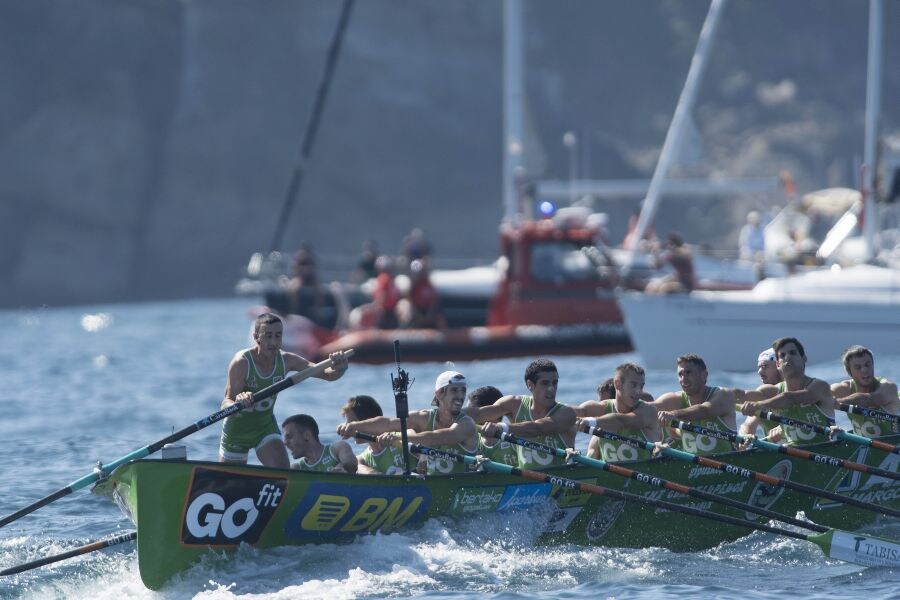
(340, 394, 407, 475)
(337, 370, 478, 475)
(653, 354, 737, 455)
(468, 359, 576, 470)
(831, 345, 900, 438)
(467, 386, 519, 467)
(282, 414, 358, 473)
(576, 363, 660, 462)
(739, 337, 836, 445)
(219, 312, 350, 468)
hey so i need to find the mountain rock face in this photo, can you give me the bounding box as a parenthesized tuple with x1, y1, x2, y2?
(2, 0, 897, 307)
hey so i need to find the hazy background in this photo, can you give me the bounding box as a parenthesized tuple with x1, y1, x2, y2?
(2, 0, 898, 308)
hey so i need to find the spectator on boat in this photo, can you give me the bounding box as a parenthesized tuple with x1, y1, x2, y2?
(831, 345, 899, 438)
(218, 312, 349, 468)
(737, 337, 835, 444)
(738, 210, 766, 261)
(779, 228, 819, 274)
(340, 395, 407, 475)
(337, 370, 478, 475)
(738, 348, 784, 441)
(467, 385, 518, 467)
(351, 239, 380, 283)
(573, 363, 660, 462)
(469, 359, 576, 469)
(398, 259, 446, 329)
(652, 354, 738, 455)
(645, 232, 696, 294)
(401, 227, 433, 271)
(282, 414, 358, 473)
(286, 244, 328, 326)
(348, 255, 400, 330)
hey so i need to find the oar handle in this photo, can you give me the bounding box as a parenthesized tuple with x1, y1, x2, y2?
(0, 530, 136, 576)
(836, 403, 900, 426)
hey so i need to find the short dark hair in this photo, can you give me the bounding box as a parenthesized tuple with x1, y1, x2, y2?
(842, 345, 874, 373)
(614, 362, 645, 381)
(676, 353, 707, 372)
(341, 395, 383, 420)
(597, 378, 616, 400)
(282, 414, 319, 439)
(773, 337, 805, 358)
(468, 385, 503, 407)
(525, 358, 558, 384)
(253, 312, 282, 337)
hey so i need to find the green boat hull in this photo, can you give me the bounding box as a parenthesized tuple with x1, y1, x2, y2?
(103, 435, 900, 590)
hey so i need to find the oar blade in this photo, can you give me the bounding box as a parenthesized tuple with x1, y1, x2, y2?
(810, 530, 900, 568)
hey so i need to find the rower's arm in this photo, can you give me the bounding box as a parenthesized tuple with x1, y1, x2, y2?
(283, 350, 349, 381)
(757, 379, 831, 410)
(407, 417, 476, 448)
(839, 380, 899, 410)
(671, 388, 736, 422)
(466, 395, 519, 424)
(596, 407, 654, 432)
(333, 441, 358, 474)
(337, 416, 399, 437)
(222, 353, 249, 410)
(573, 400, 612, 418)
(508, 405, 576, 443)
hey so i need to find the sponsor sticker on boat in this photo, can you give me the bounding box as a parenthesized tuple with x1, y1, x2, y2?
(448, 486, 506, 515)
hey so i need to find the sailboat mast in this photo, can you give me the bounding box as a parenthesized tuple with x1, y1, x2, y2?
(503, 0, 525, 223)
(862, 0, 883, 262)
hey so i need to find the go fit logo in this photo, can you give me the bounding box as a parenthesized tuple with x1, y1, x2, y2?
(180, 467, 287, 546)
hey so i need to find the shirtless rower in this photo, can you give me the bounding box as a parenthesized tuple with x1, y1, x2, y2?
(468, 359, 576, 469)
(576, 363, 660, 462)
(738, 337, 835, 444)
(738, 348, 783, 439)
(337, 370, 477, 475)
(282, 414, 358, 473)
(653, 354, 737, 455)
(831, 345, 899, 438)
(219, 312, 349, 468)
(340, 395, 406, 475)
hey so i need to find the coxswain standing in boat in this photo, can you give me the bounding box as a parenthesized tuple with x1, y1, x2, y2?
(470, 359, 576, 469)
(339, 395, 407, 474)
(337, 370, 478, 475)
(738, 348, 784, 440)
(466, 385, 519, 467)
(738, 337, 835, 444)
(282, 414, 358, 473)
(653, 354, 738, 455)
(575, 363, 660, 462)
(831, 345, 899, 438)
(219, 312, 350, 468)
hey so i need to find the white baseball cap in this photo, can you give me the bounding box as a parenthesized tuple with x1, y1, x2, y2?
(757, 349, 776, 365)
(435, 370, 466, 392)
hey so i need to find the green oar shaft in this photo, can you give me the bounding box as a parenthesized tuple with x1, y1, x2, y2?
(404, 441, 900, 568)
(498, 431, 827, 533)
(759, 410, 900, 455)
(593, 423, 900, 520)
(0, 351, 352, 529)
(836, 403, 900, 427)
(0, 530, 136, 576)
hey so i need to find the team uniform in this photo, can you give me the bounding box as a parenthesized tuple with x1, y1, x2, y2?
(512, 396, 569, 469)
(761, 379, 836, 445)
(219, 350, 286, 461)
(296, 444, 341, 472)
(595, 399, 657, 463)
(476, 434, 519, 467)
(423, 409, 477, 475)
(845, 378, 899, 438)
(675, 387, 736, 455)
(359, 445, 407, 475)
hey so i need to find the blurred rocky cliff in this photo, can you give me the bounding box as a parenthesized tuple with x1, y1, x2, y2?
(2, 0, 898, 307)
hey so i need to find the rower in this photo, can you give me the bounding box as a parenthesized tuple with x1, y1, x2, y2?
(282, 414, 358, 473)
(469, 359, 576, 469)
(831, 345, 899, 438)
(738, 336, 835, 444)
(337, 370, 478, 475)
(576, 362, 660, 462)
(466, 386, 518, 467)
(653, 354, 738, 455)
(738, 348, 784, 440)
(340, 395, 406, 475)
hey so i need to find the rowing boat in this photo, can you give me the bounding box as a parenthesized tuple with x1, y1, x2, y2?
(96, 433, 900, 590)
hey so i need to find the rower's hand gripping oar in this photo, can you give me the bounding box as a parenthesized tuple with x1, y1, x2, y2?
(0, 350, 354, 529)
(389, 436, 900, 569)
(0, 530, 137, 577)
(755, 409, 900, 455)
(835, 403, 900, 429)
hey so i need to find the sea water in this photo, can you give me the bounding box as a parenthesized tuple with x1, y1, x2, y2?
(0, 297, 897, 600)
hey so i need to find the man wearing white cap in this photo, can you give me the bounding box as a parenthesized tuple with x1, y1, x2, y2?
(468, 358, 576, 469)
(336, 370, 477, 475)
(738, 348, 784, 438)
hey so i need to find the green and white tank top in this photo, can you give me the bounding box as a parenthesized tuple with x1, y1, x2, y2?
(296, 443, 340, 472)
(476, 434, 519, 467)
(677, 388, 736, 455)
(424, 409, 477, 475)
(761, 380, 835, 444)
(222, 350, 286, 436)
(846, 379, 899, 438)
(359, 445, 407, 475)
(512, 396, 569, 469)
(596, 399, 656, 462)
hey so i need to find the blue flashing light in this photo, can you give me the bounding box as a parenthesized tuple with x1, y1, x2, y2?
(539, 201, 555, 216)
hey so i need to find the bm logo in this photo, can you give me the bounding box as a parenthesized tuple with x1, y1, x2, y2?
(285, 482, 431, 541)
(181, 467, 287, 546)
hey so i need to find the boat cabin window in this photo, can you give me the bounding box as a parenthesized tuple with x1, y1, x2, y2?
(529, 241, 600, 283)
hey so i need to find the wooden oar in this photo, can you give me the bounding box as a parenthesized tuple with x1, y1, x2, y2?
(491, 429, 828, 533)
(757, 409, 900, 455)
(397, 439, 900, 568)
(588, 422, 900, 520)
(674, 418, 900, 484)
(0, 350, 353, 529)
(835, 403, 900, 428)
(0, 530, 136, 576)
